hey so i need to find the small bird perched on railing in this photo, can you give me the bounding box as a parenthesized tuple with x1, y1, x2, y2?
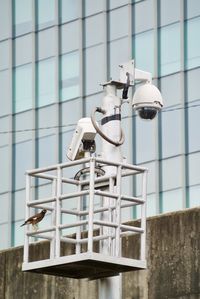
(20, 209, 47, 230)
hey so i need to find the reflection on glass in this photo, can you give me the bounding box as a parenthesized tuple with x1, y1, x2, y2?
(186, 0, 200, 19)
(13, 0, 32, 35)
(0, 70, 10, 116)
(14, 64, 32, 113)
(162, 157, 182, 191)
(159, 0, 180, 26)
(0, 146, 9, 193)
(188, 106, 200, 153)
(0, 223, 9, 249)
(146, 194, 157, 217)
(36, 0, 55, 29)
(186, 17, 200, 69)
(61, 51, 79, 101)
(60, 0, 79, 23)
(189, 185, 200, 208)
(159, 23, 180, 76)
(37, 58, 55, 107)
(37, 135, 57, 167)
(109, 6, 128, 41)
(134, 30, 154, 75)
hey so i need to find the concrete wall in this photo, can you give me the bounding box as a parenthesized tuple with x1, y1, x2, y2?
(0, 207, 199, 299)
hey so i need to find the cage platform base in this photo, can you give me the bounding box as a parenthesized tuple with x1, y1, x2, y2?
(22, 252, 146, 279)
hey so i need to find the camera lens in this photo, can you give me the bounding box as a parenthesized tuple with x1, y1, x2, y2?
(138, 107, 158, 120)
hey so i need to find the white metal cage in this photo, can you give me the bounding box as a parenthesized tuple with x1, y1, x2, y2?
(22, 157, 147, 279)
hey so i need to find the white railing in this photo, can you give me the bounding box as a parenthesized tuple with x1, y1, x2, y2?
(22, 157, 147, 278)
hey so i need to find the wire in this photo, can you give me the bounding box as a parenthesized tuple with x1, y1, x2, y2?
(0, 102, 200, 135)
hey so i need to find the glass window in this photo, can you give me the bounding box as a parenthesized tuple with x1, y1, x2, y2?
(61, 51, 79, 101)
(0, 116, 9, 146)
(0, 146, 9, 193)
(162, 157, 182, 191)
(85, 44, 105, 95)
(161, 109, 182, 158)
(160, 73, 181, 107)
(84, 0, 104, 16)
(61, 99, 82, 128)
(0, 70, 10, 116)
(36, 28, 56, 60)
(37, 135, 57, 167)
(135, 117, 157, 163)
(37, 58, 56, 107)
(60, 21, 79, 54)
(109, 0, 128, 9)
(136, 162, 156, 195)
(134, 30, 154, 75)
(0, 193, 9, 223)
(186, 0, 200, 19)
(37, 105, 57, 138)
(109, 6, 129, 41)
(14, 63, 32, 113)
(0, 223, 9, 249)
(14, 110, 33, 143)
(162, 188, 183, 213)
(13, 220, 24, 246)
(14, 34, 32, 67)
(186, 17, 200, 70)
(0, 40, 9, 70)
(60, 0, 79, 23)
(159, 23, 181, 76)
(186, 68, 200, 102)
(13, 190, 25, 221)
(36, 0, 55, 30)
(147, 194, 157, 217)
(109, 37, 129, 81)
(84, 14, 104, 48)
(188, 105, 200, 153)
(133, 0, 154, 34)
(13, 0, 32, 36)
(159, 0, 180, 27)
(14, 140, 33, 190)
(0, 0, 10, 40)
(188, 185, 200, 208)
(188, 152, 200, 186)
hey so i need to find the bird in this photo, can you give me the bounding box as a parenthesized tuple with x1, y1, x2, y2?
(20, 209, 47, 229)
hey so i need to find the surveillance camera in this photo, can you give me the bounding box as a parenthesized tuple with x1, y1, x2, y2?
(132, 82, 163, 120)
(67, 118, 96, 161)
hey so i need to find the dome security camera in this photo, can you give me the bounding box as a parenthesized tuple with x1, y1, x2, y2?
(132, 82, 163, 120)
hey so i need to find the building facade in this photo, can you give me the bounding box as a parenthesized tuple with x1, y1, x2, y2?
(0, 0, 200, 250)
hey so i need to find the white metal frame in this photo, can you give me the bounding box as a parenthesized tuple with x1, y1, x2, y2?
(22, 157, 147, 275)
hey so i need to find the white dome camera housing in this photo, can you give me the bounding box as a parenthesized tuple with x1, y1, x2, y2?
(132, 82, 163, 120)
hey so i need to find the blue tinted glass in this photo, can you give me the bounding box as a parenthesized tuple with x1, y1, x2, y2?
(38, 135, 57, 167)
(36, 0, 55, 29)
(109, 6, 129, 41)
(134, 30, 154, 75)
(160, 73, 181, 107)
(188, 185, 200, 208)
(162, 157, 182, 191)
(188, 105, 200, 152)
(159, 0, 180, 26)
(186, 17, 200, 69)
(133, 0, 154, 34)
(0, 146, 9, 193)
(14, 64, 32, 112)
(0, 69, 10, 116)
(37, 58, 56, 107)
(13, 220, 24, 246)
(0, 193, 9, 223)
(146, 194, 157, 217)
(13, 0, 32, 35)
(13, 190, 25, 221)
(188, 152, 200, 186)
(186, 68, 200, 102)
(60, 0, 79, 23)
(186, 0, 200, 19)
(159, 23, 181, 76)
(14, 141, 33, 190)
(0, 0, 10, 40)
(161, 109, 182, 158)
(162, 189, 183, 213)
(61, 51, 79, 101)
(0, 40, 9, 70)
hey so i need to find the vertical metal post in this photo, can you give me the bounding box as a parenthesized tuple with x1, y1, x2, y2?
(88, 158, 95, 253)
(76, 183, 82, 254)
(141, 170, 147, 261)
(115, 166, 122, 257)
(99, 84, 122, 299)
(24, 174, 31, 263)
(50, 179, 57, 259)
(55, 167, 62, 258)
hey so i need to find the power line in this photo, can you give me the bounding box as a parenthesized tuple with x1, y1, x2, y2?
(0, 102, 200, 135)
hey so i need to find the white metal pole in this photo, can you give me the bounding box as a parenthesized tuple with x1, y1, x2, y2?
(99, 84, 122, 299)
(23, 174, 31, 264)
(55, 167, 62, 258)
